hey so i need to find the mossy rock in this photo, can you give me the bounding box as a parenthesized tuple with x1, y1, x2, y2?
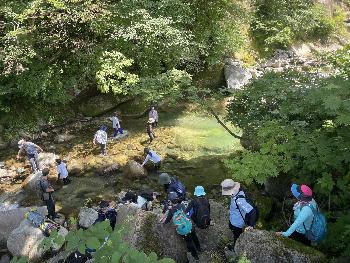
(235, 229, 327, 263)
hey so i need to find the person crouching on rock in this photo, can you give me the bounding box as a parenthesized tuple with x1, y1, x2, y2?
(141, 147, 161, 173)
(146, 118, 156, 143)
(276, 184, 325, 246)
(39, 168, 57, 220)
(221, 179, 257, 250)
(95, 200, 117, 231)
(56, 159, 71, 185)
(93, 125, 108, 156)
(17, 139, 43, 172)
(160, 191, 201, 261)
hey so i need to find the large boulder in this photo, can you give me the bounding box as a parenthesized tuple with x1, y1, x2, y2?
(38, 152, 59, 170)
(7, 220, 68, 262)
(23, 171, 43, 197)
(124, 160, 147, 178)
(235, 230, 326, 263)
(224, 59, 252, 90)
(115, 200, 232, 263)
(78, 207, 98, 228)
(0, 206, 47, 247)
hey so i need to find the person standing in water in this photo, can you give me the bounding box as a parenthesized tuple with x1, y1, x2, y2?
(109, 112, 123, 139)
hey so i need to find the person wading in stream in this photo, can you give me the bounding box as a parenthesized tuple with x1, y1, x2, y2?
(149, 106, 159, 127)
(276, 184, 326, 245)
(39, 168, 57, 220)
(141, 147, 161, 173)
(109, 112, 123, 140)
(221, 179, 257, 250)
(93, 125, 108, 156)
(146, 118, 156, 143)
(17, 139, 43, 172)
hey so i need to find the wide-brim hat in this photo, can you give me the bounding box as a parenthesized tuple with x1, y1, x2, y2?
(194, 186, 206, 197)
(159, 173, 171, 184)
(291, 183, 313, 202)
(221, 179, 240, 196)
(148, 118, 155, 123)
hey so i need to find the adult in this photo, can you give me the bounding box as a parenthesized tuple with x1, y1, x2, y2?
(149, 106, 158, 127)
(93, 126, 108, 156)
(122, 191, 156, 210)
(186, 186, 211, 229)
(161, 192, 201, 260)
(17, 139, 43, 172)
(146, 118, 156, 143)
(276, 184, 318, 245)
(39, 168, 56, 220)
(221, 179, 257, 249)
(56, 159, 71, 185)
(141, 148, 161, 172)
(95, 200, 117, 231)
(109, 112, 123, 139)
(159, 173, 186, 200)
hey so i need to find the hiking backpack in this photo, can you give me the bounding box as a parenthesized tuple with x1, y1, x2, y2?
(170, 178, 186, 199)
(234, 194, 259, 226)
(140, 191, 154, 202)
(193, 198, 211, 229)
(26, 210, 45, 227)
(302, 204, 327, 242)
(172, 209, 192, 236)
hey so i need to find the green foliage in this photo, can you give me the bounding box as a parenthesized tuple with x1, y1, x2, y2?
(320, 213, 350, 256)
(10, 257, 27, 263)
(238, 253, 251, 263)
(225, 71, 350, 213)
(325, 45, 350, 78)
(42, 221, 175, 263)
(251, 0, 339, 52)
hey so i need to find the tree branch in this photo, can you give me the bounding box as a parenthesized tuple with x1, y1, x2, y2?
(207, 106, 242, 139)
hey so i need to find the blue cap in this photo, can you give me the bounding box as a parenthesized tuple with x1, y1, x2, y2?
(291, 184, 300, 199)
(194, 186, 206, 197)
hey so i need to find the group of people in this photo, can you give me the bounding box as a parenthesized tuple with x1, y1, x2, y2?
(14, 104, 326, 262)
(93, 106, 159, 156)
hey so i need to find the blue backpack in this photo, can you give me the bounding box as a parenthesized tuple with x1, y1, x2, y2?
(26, 210, 45, 227)
(172, 209, 192, 236)
(302, 204, 327, 242)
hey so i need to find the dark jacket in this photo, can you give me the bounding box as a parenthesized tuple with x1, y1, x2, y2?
(164, 178, 186, 200)
(164, 203, 186, 224)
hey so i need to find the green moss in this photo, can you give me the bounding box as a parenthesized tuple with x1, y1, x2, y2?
(139, 213, 163, 257)
(277, 236, 326, 262)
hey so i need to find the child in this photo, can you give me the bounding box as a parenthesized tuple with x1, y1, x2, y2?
(93, 126, 108, 155)
(109, 112, 123, 139)
(56, 159, 71, 185)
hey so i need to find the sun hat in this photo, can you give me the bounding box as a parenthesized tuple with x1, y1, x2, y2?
(221, 179, 240, 196)
(159, 173, 171, 185)
(18, 139, 25, 148)
(291, 183, 313, 202)
(194, 186, 206, 197)
(148, 118, 155, 123)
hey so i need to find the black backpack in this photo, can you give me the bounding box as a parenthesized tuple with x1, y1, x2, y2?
(140, 191, 154, 202)
(234, 194, 259, 226)
(193, 197, 211, 229)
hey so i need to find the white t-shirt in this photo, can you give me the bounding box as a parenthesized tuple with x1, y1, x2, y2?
(57, 162, 68, 179)
(109, 116, 120, 129)
(129, 196, 148, 209)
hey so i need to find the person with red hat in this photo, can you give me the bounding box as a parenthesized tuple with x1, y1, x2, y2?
(276, 184, 317, 245)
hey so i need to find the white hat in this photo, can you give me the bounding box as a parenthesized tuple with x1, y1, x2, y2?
(18, 139, 25, 148)
(221, 179, 240, 196)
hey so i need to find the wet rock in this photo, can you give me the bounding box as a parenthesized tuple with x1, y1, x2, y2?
(55, 133, 76, 143)
(7, 220, 68, 262)
(0, 206, 47, 247)
(38, 152, 59, 170)
(124, 160, 147, 178)
(224, 59, 252, 90)
(53, 213, 66, 226)
(23, 171, 43, 197)
(78, 207, 98, 228)
(235, 230, 326, 263)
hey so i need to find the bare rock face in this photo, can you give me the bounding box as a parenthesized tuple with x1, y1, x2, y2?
(7, 220, 68, 262)
(0, 206, 47, 247)
(115, 200, 232, 263)
(224, 59, 252, 90)
(235, 229, 326, 263)
(38, 152, 59, 170)
(23, 171, 43, 197)
(124, 160, 147, 178)
(78, 207, 98, 228)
